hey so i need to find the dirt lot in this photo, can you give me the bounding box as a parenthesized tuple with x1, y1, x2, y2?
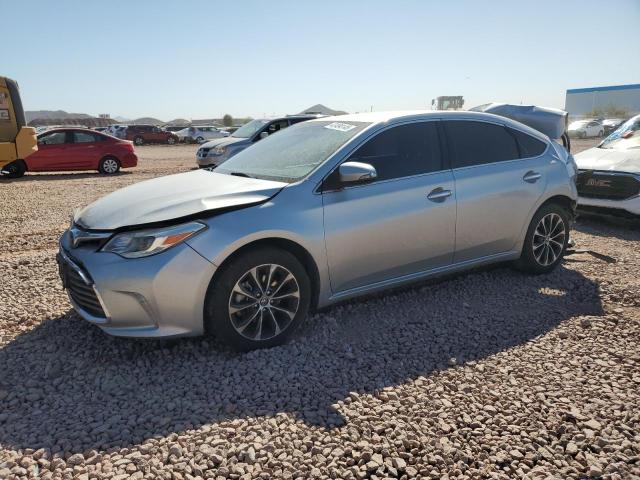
(1, 140, 639, 479)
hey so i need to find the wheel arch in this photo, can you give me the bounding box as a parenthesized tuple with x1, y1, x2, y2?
(516, 193, 576, 255)
(538, 194, 576, 215)
(203, 237, 321, 332)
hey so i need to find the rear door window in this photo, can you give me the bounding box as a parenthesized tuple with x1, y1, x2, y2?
(347, 122, 443, 181)
(444, 120, 519, 168)
(73, 131, 99, 143)
(289, 117, 310, 126)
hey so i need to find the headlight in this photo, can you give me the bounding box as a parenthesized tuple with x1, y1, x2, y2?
(213, 145, 226, 155)
(101, 221, 206, 259)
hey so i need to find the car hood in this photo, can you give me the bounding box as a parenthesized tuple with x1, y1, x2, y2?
(74, 170, 287, 230)
(200, 136, 246, 149)
(575, 147, 640, 174)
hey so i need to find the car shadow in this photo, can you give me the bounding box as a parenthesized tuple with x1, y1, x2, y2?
(0, 265, 603, 454)
(0, 171, 133, 182)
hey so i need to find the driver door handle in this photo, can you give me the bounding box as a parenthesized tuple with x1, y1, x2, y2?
(427, 187, 452, 202)
(523, 171, 542, 183)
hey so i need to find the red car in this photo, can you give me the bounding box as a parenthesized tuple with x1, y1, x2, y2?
(8, 128, 138, 178)
(124, 125, 178, 145)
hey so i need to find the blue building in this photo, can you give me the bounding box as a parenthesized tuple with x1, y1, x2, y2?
(565, 84, 640, 118)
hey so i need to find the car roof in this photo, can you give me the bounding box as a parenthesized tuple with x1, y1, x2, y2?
(307, 110, 551, 141)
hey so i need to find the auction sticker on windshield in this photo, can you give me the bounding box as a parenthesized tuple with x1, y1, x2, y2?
(324, 122, 356, 132)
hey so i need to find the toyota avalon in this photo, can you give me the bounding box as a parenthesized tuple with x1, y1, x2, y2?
(58, 111, 578, 350)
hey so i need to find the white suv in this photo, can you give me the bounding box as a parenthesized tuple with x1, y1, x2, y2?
(176, 126, 229, 144)
(568, 120, 604, 139)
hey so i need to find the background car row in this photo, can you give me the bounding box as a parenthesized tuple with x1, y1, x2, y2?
(567, 117, 626, 138)
(98, 124, 232, 145)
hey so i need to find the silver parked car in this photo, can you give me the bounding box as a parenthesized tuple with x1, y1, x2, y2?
(58, 111, 578, 350)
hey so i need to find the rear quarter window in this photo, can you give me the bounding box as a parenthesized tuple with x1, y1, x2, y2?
(509, 128, 547, 158)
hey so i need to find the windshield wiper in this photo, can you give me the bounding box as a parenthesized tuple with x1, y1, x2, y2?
(229, 172, 254, 178)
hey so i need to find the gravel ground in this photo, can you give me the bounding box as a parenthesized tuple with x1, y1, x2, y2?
(1, 140, 639, 480)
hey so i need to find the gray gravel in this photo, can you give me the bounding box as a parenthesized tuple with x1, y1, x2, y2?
(1, 141, 639, 479)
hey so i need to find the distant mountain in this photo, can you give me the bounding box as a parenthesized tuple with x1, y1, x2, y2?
(166, 118, 191, 126)
(128, 117, 165, 125)
(25, 110, 92, 122)
(298, 104, 347, 116)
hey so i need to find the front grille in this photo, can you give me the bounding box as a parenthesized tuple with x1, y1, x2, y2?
(577, 171, 640, 201)
(58, 254, 106, 318)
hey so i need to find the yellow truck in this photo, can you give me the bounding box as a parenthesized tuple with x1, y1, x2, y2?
(0, 76, 37, 177)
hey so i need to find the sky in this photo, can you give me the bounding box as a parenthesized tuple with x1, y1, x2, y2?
(4, 0, 640, 121)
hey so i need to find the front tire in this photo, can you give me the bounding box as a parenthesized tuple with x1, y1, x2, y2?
(196, 136, 205, 144)
(2, 160, 26, 178)
(204, 247, 311, 351)
(515, 203, 570, 274)
(99, 156, 120, 174)
(167, 136, 176, 145)
(133, 136, 144, 146)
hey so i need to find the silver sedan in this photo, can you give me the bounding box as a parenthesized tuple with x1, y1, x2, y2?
(58, 111, 578, 350)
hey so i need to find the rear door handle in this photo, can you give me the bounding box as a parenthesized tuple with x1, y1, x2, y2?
(523, 171, 542, 183)
(427, 187, 452, 202)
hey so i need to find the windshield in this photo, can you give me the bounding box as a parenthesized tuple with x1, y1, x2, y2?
(599, 116, 640, 150)
(216, 120, 371, 182)
(231, 119, 268, 138)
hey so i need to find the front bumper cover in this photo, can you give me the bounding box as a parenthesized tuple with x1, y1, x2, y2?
(58, 230, 217, 338)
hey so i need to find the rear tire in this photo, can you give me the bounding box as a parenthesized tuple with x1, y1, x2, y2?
(2, 160, 26, 178)
(99, 156, 120, 174)
(167, 136, 176, 145)
(196, 136, 205, 144)
(515, 203, 570, 274)
(134, 136, 144, 146)
(204, 247, 312, 351)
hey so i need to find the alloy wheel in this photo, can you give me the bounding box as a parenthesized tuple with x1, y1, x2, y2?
(228, 263, 300, 341)
(103, 158, 119, 174)
(532, 213, 566, 266)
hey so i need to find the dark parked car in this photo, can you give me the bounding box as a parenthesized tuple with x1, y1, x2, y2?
(196, 115, 321, 168)
(602, 118, 625, 136)
(124, 125, 178, 145)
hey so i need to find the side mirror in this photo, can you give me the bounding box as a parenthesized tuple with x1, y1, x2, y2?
(339, 161, 377, 185)
(259, 131, 269, 139)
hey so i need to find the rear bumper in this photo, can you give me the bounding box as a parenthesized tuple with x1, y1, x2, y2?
(121, 152, 138, 168)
